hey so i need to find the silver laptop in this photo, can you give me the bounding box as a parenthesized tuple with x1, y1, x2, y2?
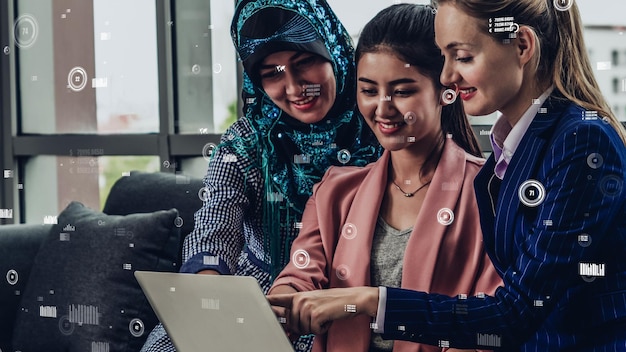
(135, 271, 295, 352)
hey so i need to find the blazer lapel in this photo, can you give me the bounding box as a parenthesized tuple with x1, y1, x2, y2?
(330, 151, 390, 288)
(326, 152, 390, 352)
(395, 139, 470, 352)
(401, 138, 466, 291)
(475, 155, 498, 259)
(494, 95, 568, 260)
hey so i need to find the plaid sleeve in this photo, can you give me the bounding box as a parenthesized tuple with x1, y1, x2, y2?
(181, 121, 262, 274)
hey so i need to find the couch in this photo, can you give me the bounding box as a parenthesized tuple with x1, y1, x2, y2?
(0, 171, 204, 352)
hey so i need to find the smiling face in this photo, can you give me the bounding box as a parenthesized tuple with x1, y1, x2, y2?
(356, 51, 443, 152)
(259, 51, 336, 124)
(434, 4, 526, 118)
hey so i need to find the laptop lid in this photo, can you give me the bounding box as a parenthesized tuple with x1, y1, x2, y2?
(135, 271, 294, 352)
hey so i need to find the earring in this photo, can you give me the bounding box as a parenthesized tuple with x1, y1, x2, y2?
(442, 85, 458, 105)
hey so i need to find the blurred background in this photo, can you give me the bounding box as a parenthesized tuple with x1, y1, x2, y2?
(0, 0, 624, 224)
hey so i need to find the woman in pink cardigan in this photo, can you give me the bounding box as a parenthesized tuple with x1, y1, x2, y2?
(268, 4, 502, 352)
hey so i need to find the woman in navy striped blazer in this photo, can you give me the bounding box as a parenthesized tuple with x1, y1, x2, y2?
(269, 0, 626, 350)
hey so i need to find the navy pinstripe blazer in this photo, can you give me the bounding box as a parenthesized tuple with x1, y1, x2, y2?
(381, 95, 626, 351)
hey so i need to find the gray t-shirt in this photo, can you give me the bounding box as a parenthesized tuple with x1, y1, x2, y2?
(369, 217, 412, 352)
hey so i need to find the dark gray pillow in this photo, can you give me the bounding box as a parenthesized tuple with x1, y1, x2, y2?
(12, 201, 180, 352)
(0, 224, 51, 352)
(102, 171, 204, 246)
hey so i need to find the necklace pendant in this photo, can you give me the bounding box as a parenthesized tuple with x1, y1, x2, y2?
(392, 179, 431, 198)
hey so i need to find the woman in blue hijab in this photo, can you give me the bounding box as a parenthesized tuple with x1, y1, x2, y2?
(140, 1, 380, 351)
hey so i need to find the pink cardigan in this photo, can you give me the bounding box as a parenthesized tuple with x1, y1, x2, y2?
(271, 139, 503, 352)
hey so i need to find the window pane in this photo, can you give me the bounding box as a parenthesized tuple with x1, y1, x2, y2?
(586, 28, 626, 122)
(175, 0, 237, 134)
(16, 0, 159, 134)
(23, 155, 159, 223)
(93, 0, 159, 133)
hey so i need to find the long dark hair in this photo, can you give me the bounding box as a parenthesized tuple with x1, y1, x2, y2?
(356, 3, 482, 158)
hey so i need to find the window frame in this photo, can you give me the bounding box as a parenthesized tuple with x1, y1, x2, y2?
(0, 0, 222, 224)
(8, 1, 619, 224)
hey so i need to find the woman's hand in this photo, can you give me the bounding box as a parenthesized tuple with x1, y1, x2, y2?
(267, 287, 379, 336)
(267, 285, 299, 340)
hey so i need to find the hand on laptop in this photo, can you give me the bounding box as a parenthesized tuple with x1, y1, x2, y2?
(267, 285, 300, 341)
(267, 287, 378, 336)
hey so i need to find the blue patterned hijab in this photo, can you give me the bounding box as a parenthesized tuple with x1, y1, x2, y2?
(226, 0, 380, 276)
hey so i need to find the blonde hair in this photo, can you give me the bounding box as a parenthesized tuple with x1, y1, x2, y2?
(433, 0, 626, 144)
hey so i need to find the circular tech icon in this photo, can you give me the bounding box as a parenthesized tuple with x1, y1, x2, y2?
(404, 111, 416, 125)
(341, 223, 357, 240)
(437, 208, 455, 226)
(581, 275, 596, 283)
(336, 264, 351, 280)
(292, 249, 310, 269)
(202, 143, 217, 161)
(442, 88, 457, 105)
(586, 153, 604, 169)
(337, 149, 352, 165)
(553, 0, 574, 11)
(67, 66, 88, 92)
(14, 14, 39, 49)
(577, 233, 592, 248)
(6, 269, 18, 285)
(129, 318, 145, 337)
(59, 315, 75, 336)
(518, 179, 546, 207)
(198, 187, 210, 202)
(599, 175, 623, 197)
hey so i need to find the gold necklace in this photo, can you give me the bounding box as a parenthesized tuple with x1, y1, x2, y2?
(391, 180, 432, 197)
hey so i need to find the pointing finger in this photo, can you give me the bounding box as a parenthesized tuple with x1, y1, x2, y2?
(267, 293, 295, 309)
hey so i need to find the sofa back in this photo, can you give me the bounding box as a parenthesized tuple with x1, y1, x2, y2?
(0, 224, 52, 349)
(0, 171, 205, 350)
(103, 170, 204, 258)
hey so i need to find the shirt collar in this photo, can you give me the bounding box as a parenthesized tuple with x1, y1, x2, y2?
(490, 86, 554, 179)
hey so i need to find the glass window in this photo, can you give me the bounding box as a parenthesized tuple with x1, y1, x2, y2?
(93, 0, 159, 134)
(3, 1, 230, 223)
(22, 155, 159, 223)
(175, 0, 237, 134)
(584, 28, 626, 122)
(15, 0, 159, 134)
(6, 0, 626, 225)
